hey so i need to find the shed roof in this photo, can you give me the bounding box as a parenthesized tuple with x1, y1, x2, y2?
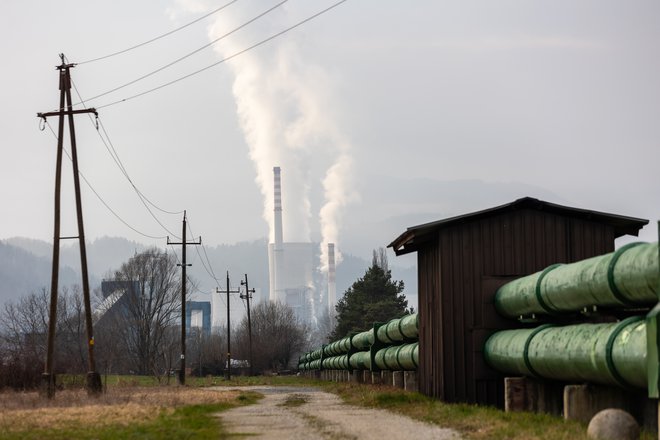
(388, 197, 648, 256)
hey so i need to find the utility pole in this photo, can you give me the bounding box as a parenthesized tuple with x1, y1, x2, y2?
(240, 274, 255, 376)
(217, 271, 239, 380)
(38, 54, 102, 398)
(167, 210, 201, 386)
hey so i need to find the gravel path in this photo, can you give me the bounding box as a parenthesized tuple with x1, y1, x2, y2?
(214, 386, 461, 440)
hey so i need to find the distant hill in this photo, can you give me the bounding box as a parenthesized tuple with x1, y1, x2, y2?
(0, 236, 418, 310)
(0, 241, 78, 305)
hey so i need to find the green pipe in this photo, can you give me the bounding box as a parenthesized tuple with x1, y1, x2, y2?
(376, 314, 419, 344)
(352, 329, 375, 350)
(495, 242, 659, 318)
(374, 342, 419, 371)
(349, 351, 371, 370)
(321, 354, 350, 370)
(323, 336, 352, 356)
(484, 317, 647, 389)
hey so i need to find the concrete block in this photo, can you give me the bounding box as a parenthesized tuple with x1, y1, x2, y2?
(564, 384, 634, 424)
(504, 377, 562, 416)
(352, 370, 363, 384)
(505, 377, 527, 412)
(372, 371, 382, 385)
(393, 371, 404, 389)
(381, 370, 393, 387)
(404, 371, 418, 392)
(363, 370, 370, 383)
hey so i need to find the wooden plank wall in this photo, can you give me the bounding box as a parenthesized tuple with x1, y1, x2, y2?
(417, 208, 616, 406)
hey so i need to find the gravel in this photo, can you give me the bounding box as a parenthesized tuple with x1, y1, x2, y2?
(215, 386, 461, 440)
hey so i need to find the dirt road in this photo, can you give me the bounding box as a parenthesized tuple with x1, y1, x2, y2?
(216, 386, 460, 439)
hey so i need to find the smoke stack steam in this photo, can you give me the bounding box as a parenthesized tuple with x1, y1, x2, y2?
(327, 242, 336, 312)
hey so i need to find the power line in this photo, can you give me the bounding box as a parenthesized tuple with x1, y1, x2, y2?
(70, 78, 184, 217)
(80, 0, 288, 106)
(76, 0, 242, 65)
(186, 217, 223, 287)
(95, 0, 349, 110)
(44, 121, 167, 240)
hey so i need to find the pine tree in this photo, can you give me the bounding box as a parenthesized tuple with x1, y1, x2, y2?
(330, 249, 407, 340)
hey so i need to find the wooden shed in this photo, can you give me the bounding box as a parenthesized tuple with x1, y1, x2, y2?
(388, 197, 648, 406)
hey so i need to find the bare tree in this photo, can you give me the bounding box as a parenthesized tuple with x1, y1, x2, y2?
(0, 287, 89, 389)
(97, 248, 181, 376)
(234, 301, 307, 374)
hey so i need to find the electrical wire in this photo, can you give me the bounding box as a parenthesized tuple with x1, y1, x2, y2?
(95, 0, 349, 110)
(168, 243, 207, 298)
(64, 78, 184, 240)
(71, 78, 184, 217)
(186, 217, 224, 289)
(76, 0, 241, 65)
(44, 121, 167, 240)
(80, 0, 288, 106)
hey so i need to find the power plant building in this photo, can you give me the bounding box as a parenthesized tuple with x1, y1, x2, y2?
(268, 166, 318, 324)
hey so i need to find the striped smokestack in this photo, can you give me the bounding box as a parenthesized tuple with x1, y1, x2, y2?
(273, 166, 283, 246)
(328, 243, 336, 313)
(269, 166, 284, 304)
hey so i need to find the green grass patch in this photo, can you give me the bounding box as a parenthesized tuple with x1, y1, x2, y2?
(278, 393, 309, 408)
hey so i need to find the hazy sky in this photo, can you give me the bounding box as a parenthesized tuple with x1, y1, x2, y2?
(2, 1, 659, 264)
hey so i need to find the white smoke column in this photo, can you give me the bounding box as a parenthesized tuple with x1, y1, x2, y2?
(318, 152, 355, 272)
(205, 5, 324, 242)
(176, 1, 356, 274)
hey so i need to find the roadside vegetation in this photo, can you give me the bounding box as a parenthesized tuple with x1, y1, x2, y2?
(1, 374, 655, 439)
(0, 382, 260, 440)
(313, 381, 655, 440)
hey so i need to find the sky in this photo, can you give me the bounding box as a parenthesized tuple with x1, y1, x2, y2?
(1, 1, 659, 269)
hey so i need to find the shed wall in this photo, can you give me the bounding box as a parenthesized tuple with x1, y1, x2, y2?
(417, 208, 616, 405)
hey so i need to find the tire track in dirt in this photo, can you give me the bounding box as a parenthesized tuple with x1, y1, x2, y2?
(215, 386, 460, 440)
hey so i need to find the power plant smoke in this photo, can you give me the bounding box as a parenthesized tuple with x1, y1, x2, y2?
(201, 3, 356, 267)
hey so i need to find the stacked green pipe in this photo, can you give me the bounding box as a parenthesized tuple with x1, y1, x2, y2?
(495, 242, 658, 319)
(484, 317, 646, 389)
(374, 342, 419, 371)
(298, 312, 419, 372)
(485, 240, 660, 395)
(377, 314, 419, 344)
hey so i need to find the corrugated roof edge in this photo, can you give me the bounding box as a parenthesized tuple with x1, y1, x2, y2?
(388, 197, 649, 256)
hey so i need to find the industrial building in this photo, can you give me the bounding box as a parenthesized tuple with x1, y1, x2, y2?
(267, 166, 337, 324)
(186, 301, 211, 337)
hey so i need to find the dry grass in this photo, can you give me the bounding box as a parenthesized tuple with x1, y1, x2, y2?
(0, 387, 240, 433)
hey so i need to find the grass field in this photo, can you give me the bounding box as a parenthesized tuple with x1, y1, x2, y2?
(0, 383, 259, 440)
(1, 374, 655, 439)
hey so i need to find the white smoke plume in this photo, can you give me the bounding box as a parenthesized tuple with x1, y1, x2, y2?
(176, 1, 355, 265)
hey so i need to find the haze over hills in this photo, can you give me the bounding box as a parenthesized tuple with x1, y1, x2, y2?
(0, 237, 417, 315)
(3, 176, 653, 313)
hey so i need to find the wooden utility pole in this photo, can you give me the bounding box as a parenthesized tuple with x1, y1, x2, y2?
(167, 210, 201, 386)
(38, 54, 102, 398)
(240, 274, 255, 376)
(217, 272, 239, 380)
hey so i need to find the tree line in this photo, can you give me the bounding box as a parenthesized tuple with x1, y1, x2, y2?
(0, 247, 408, 389)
